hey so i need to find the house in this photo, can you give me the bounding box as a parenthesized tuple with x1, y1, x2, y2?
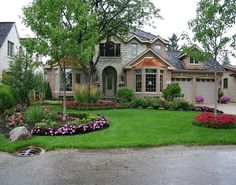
(222, 65, 236, 101)
(45, 29, 224, 103)
(0, 22, 20, 80)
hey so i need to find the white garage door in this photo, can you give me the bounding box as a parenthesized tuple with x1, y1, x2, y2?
(171, 78, 193, 102)
(196, 79, 215, 103)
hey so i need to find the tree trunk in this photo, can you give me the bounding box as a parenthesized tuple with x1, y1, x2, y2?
(214, 71, 218, 116)
(62, 66, 67, 121)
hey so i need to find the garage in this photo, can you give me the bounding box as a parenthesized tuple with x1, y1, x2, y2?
(196, 78, 215, 103)
(171, 78, 193, 102)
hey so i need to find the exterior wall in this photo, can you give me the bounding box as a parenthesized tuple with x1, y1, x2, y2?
(0, 24, 20, 79)
(182, 56, 204, 70)
(222, 70, 236, 101)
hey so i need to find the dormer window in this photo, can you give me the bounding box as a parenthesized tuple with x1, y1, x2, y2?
(154, 44, 161, 53)
(131, 43, 138, 57)
(190, 57, 199, 64)
(99, 41, 121, 57)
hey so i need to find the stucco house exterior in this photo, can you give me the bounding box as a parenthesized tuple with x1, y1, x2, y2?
(222, 65, 236, 101)
(45, 29, 224, 103)
(0, 22, 20, 80)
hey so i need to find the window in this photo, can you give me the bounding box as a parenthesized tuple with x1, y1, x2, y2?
(54, 69, 60, 92)
(76, 73, 81, 84)
(160, 70, 164, 92)
(223, 78, 228, 88)
(145, 69, 157, 92)
(7, 41, 14, 57)
(131, 43, 138, 57)
(99, 41, 121, 57)
(190, 57, 199, 64)
(154, 44, 161, 53)
(62, 69, 73, 91)
(135, 69, 142, 92)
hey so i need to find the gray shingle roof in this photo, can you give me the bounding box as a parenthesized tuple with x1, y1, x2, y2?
(0, 22, 15, 48)
(128, 28, 157, 41)
(165, 51, 224, 72)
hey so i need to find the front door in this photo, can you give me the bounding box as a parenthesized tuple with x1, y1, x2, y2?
(105, 76, 115, 97)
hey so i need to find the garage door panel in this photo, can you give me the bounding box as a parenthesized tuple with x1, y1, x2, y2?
(196, 79, 215, 103)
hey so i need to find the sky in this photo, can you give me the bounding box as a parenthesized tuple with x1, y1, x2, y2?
(0, 0, 235, 64)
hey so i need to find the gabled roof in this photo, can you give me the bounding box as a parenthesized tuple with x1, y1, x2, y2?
(223, 65, 236, 72)
(125, 48, 175, 69)
(126, 28, 169, 44)
(0, 22, 15, 48)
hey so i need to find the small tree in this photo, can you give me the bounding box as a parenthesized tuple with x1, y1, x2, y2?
(167, 33, 180, 51)
(188, 0, 236, 115)
(222, 53, 231, 65)
(163, 83, 182, 101)
(22, 0, 98, 120)
(3, 53, 39, 104)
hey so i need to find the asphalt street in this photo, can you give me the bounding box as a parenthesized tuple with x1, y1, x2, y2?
(0, 146, 236, 185)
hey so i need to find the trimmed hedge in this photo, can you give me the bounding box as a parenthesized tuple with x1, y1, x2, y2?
(0, 85, 19, 113)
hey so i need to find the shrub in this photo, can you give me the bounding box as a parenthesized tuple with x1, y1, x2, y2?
(162, 83, 182, 101)
(169, 99, 193, 111)
(5, 112, 25, 128)
(195, 96, 204, 103)
(117, 87, 133, 103)
(218, 88, 224, 102)
(193, 113, 236, 129)
(219, 96, 230, 104)
(45, 82, 52, 100)
(75, 85, 99, 103)
(25, 106, 46, 123)
(0, 85, 19, 113)
(35, 122, 48, 127)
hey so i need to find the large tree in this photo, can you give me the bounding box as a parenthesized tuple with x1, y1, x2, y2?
(22, 0, 98, 120)
(167, 33, 180, 51)
(85, 0, 160, 85)
(188, 0, 236, 115)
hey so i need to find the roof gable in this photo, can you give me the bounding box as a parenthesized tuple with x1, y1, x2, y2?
(0, 22, 15, 48)
(132, 57, 166, 68)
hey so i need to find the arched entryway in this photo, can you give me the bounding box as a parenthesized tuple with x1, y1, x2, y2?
(102, 66, 117, 97)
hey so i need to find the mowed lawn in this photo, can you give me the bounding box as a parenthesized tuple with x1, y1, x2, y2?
(1, 107, 236, 153)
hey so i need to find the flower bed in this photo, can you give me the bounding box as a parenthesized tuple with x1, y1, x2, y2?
(193, 113, 236, 129)
(31, 116, 109, 136)
(193, 106, 224, 114)
(219, 96, 230, 104)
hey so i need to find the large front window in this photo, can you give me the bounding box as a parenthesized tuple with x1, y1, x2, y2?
(62, 69, 73, 91)
(135, 69, 142, 92)
(99, 41, 121, 57)
(145, 69, 157, 92)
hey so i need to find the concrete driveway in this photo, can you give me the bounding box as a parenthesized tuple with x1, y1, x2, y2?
(1, 146, 236, 185)
(202, 103, 236, 115)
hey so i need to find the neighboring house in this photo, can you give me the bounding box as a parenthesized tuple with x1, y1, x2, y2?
(0, 22, 20, 80)
(45, 29, 224, 103)
(222, 65, 236, 101)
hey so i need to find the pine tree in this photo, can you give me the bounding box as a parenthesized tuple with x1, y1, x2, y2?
(167, 33, 180, 51)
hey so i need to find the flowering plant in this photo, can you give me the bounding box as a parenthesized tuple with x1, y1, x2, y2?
(193, 106, 223, 113)
(219, 96, 230, 104)
(193, 112, 236, 129)
(195, 96, 204, 103)
(5, 112, 25, 128)
(118, 81, 125, 87)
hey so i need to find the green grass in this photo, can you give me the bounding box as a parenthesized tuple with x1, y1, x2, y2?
(1, 106, 236, 153)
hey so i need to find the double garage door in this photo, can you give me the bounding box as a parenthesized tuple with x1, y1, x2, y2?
(171, 78, 215, 103)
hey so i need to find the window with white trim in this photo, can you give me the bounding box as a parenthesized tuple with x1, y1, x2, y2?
(99, 41, 121, 57)
(7, 41, 14, 57)
(135, 69, 142, 92)
(160, 70, 164, 92)
(154, 44, 161, 53)
(131, 43, 138, 57)
(62, 69, 73, 91)
(145, 69, 157, 92)
(190, 57, 199, 64)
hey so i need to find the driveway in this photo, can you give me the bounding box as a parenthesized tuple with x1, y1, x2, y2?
(1, 146, 236, 185)
(202, 103, 236, 115)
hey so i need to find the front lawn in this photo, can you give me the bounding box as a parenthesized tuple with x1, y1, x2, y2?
(1, 107, 236, 153)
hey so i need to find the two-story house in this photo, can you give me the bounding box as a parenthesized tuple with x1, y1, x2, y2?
(0, 22, 20, 80)
(45, 29, 224, 103)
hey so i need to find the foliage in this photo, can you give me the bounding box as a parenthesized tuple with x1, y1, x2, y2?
(195, 96, 204, 103)
(194, 113, 236, 129)
(222, 53, 231, 65)
(193, 106, 224, 113)
(188, 0, 236, 60)
(167, 33, 180, 51)
(219, 96, 230, 104)
(218, 88, 224, 101)
(3, 53, 40, 104)
(43, 100, 62, 105)
(5, 112, 25, 128)
(169, 99, 194, 111)
(25, 106, 47, 123)
(75, 85, 100, 104)
(35, 122, 48, 128)
(31, 116, 109, 136)
(45, 82, 52, 100)
(117, 87, 134, 103)
(0, 85, 19, 113)
(162, 83, 182, 101)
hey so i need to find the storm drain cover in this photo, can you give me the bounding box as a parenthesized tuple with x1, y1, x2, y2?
(16, 147, 45, 157)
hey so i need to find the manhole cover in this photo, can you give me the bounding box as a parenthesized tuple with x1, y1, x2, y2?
(16, 147, 45, 157)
